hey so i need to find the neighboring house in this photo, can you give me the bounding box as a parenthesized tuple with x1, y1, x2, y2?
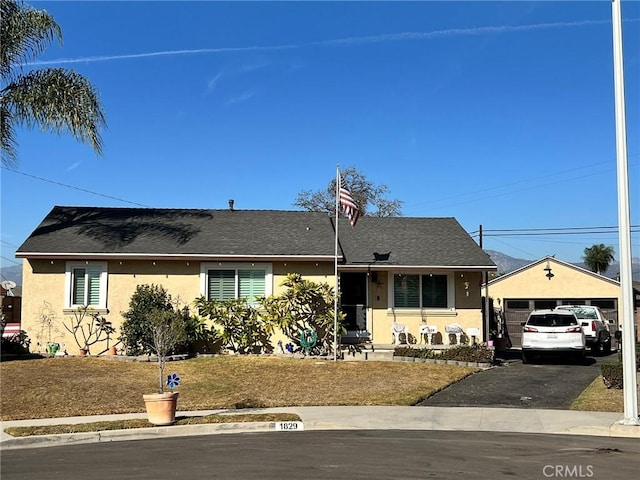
(487, 256, 629, 348)
(16, 205, 496, 354)
(1, 284, 22, 339)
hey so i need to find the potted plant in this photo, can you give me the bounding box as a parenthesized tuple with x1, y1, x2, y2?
(142, 307, 187, 426)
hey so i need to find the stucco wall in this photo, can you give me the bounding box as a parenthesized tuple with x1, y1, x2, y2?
(372, 270, 484, 344)
(20, 258, 337, 355)
(488, 260, 622, 306)
(21, 258, 487, 353)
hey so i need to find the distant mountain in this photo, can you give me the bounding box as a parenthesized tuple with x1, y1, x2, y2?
(0, 264, 22, 286)
(485, 249, 640, 281)
(484, 250, 531, 275)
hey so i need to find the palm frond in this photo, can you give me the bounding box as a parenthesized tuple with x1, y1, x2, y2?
(0, 102, 18, 165)
(1, 0, 62, 82)
(3, 68, 106, 155)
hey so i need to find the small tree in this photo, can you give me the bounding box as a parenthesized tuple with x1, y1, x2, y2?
(259, 273, 345, 354)
(63, 306, 115, 354)
(195, 297, 273, 354)
(146, 308, 187, 394)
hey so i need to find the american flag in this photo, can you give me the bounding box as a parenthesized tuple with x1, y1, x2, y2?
(339, 175, 361, 227)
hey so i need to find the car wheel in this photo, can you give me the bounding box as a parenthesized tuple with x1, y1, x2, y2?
(602, 338, 612, 356)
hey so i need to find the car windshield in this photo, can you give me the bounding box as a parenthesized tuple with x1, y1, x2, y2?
(527, 314, 577, 327)
(558, 307, 596, 319)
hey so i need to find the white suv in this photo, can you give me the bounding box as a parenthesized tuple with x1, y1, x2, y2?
(521, 309, 585, 364)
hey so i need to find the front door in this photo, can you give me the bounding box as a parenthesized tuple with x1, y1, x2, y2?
(340, 272, 368, 336)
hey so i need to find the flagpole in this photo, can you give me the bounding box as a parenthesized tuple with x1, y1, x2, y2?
(334, 166, 340, 361)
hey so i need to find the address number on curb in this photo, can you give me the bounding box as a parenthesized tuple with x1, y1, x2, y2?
(275, 421, 304, 431)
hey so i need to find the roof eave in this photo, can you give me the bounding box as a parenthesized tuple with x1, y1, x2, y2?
(15, 252, 341, 262)
(339, 264, 497, 271)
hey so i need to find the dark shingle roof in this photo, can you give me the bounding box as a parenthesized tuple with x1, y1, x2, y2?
(337, 217, 495, 268)
(16, 206, 495, 269)
(16, 206, 336, 258)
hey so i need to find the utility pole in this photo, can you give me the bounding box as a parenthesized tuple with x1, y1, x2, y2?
(479, 225, 490, 342)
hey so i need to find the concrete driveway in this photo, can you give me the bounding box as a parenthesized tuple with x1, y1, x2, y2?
(418, 350, 620, 409)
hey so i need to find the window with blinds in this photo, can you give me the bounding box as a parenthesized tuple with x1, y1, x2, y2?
(207, 269, 266, 305)
(68, 262, 106, 308)
(421, 274, 448, 308)
(207, 269, 236, 301)
(393, 274, 420, 308)
(393, 273, 449, 308)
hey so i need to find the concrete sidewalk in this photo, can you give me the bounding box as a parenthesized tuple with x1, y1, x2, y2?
(2, 406, 639, 450)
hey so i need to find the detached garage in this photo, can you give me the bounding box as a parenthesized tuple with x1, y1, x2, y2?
(487, 256, 622, 349)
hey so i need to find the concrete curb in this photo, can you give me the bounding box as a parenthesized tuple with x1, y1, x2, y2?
(0, 421, 277, 450)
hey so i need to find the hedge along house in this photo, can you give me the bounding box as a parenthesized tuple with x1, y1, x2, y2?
(16, 205, 496, 354)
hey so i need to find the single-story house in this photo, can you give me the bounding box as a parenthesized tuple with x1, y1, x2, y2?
(16, 205, 496, 354)
(486, 256, 632, 348)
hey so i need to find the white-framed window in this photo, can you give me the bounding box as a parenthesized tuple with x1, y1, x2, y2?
(65, 261, 108, 308)
(200, 263, 273, 305)
(391, 273, 453, 309)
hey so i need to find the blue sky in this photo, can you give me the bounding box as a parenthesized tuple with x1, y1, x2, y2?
(1, 0, 639, 272)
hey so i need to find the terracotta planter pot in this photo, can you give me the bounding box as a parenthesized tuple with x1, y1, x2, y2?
(143, 392, 179, 426)
(79, 349, 88, 356)
(108, 346, 117, 355)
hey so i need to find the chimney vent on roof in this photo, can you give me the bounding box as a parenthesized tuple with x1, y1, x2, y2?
(228, 199, 234, 210)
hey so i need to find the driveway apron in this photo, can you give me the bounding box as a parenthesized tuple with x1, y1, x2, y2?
(417, 351, 618, 409)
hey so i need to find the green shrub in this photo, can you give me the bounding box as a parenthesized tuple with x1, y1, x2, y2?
(601, 362, 623, 389)
(120, 284, 205, 356)
(418, 348, 436, 359)
(439, 345, 493, 363)
(392, 347, 436, 359)
(196, 297, 273, 354)
(120, 285, 175, 355)
(393, 347, 415, 357)
(259, 273, 344, 355)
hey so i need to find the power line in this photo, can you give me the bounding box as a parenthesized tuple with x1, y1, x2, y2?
(470, 225, 639, 237)
(2, 167, 150, 207)
(487, 230, 639, 237)
(482, 225, 633, 233)
(1, 256, 21, 266)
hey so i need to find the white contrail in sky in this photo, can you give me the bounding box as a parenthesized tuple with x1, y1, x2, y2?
(29, 19, 627, 66)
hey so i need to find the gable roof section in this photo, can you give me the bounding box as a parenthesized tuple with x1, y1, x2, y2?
(16, 206, 337, 260)
(487, 256, 621, 287)
(337, 216, 496, 270)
